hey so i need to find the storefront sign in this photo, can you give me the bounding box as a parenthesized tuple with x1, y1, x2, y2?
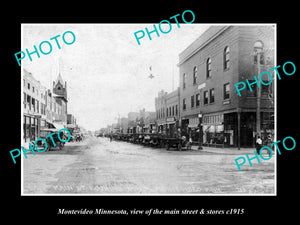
(202, 114, 223, 125)
(166, 117, 175, 122)
(198, 83, 206, 90)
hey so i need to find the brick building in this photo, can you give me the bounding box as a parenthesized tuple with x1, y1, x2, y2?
(178, 25, 275, 147)
(155, 88, 180, 136)
(52, 73, 68, 126)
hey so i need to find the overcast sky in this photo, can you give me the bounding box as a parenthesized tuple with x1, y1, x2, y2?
(22, 24, 209, 131)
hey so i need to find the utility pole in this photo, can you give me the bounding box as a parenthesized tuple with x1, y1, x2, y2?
(256, 53, 261, 138)
(254, 41, 263, 138)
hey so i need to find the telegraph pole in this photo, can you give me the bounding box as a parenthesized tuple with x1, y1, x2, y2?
(257, 52, 261, 138)
(254, 41, 263, 138)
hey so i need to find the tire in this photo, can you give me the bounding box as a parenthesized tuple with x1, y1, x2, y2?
(166, 142, 170, 150)
(177, 143, 182, 151)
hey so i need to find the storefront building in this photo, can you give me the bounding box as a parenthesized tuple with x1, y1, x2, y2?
(23, 69, 47, 143)
(23, 69, 70, 144)
(178, 25, 275, 148)
(155, 90, 167, 134)
(155, 88, 180, 136)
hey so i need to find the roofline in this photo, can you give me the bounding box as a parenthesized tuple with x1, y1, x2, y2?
(177, 26, 230, 66)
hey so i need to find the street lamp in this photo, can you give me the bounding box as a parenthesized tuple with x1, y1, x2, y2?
(198, 113, 203, 150)
(253, 41, 264, 138)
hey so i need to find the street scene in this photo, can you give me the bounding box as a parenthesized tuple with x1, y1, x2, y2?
(22, 24, 275, 195)
(23, 136, 274, 194)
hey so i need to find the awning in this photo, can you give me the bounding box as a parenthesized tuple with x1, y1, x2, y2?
(166, 121, 176, 125)
(52, 122, 64, 130)
(66, 124, 76, 128)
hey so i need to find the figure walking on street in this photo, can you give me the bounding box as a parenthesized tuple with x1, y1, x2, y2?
(256, 136, 262, 155)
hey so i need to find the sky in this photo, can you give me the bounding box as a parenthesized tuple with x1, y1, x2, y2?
(22, 23, 209, 131)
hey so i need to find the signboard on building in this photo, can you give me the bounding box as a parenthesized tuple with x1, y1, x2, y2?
(198, 83, 206, 90)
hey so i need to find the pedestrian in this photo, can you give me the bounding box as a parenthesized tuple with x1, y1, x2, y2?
(109, 135, 112, 142)
(256, 135, 262, 155)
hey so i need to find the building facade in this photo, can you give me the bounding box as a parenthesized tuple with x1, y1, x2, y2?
(127, 111, 139, 134)
(144, 111, 156, 134)
(23, 69, 47, 143)
(23, 69, 69, 144)
(178, 26, 275, 147)
(155, 90, 167, 133)
(52, 73, 68, 126)
(155, 88, 180, 136)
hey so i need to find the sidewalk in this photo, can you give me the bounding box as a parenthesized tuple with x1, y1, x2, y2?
(190, 145, 256, 155)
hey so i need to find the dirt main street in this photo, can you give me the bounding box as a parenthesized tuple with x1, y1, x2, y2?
(23, 136, 275, 195)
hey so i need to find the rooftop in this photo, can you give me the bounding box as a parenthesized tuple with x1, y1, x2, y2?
(178, 26, 229, 66)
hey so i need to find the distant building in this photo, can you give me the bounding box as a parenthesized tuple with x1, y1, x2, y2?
(127, 112, 139, 134)
(120, 117, 129, 134)
(155, 90, 167, 133)
(52, 72, 68, 126)
(67, 114, 76, 125)
(155, 88, 180, 136)
(66, 114, 77, 134)
(144, 111, 156, 134)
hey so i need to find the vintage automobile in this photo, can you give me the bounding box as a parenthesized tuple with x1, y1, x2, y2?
(165, 136, 192, 151)
(35, 128, 65, 151)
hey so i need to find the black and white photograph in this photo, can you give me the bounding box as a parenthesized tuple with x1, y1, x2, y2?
(21, 24, 276, 195)
(4, 3, 299, 221)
